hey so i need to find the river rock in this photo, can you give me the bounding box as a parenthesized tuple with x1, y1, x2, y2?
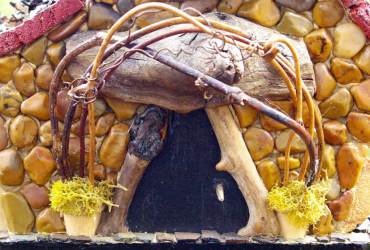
(99, 123, 129, 170)
(88, 3, 123, 30)
(21, 37, 47, 66)
(0, 192, 34, 234)
(117, 0, 135, 15)
(39, 121, 57, 147)
(328, 190, 353, 221)
(233, 104, 257, 128)
(237, 0, 280, 27)
(35, 64, 53, 90)
(326, 177, 340, 200)
(0, 55, 21, 83)
(336, 143, 365, 189)
(322, 145, 336, 178)
(312, 0, 344, 27)
(304, 29, 333, 63)
(346, 112, 370, 143)
(20, 183, 49, 209)
(20, 92, 49, 120)
(181, 0, 217, 14)
(323, 120, 347, 145)
(331, 57, 363, 85)
(275, 129, 306, 153)
(9, 115, 38, 148)
(36, 207, 65, 233)
(333, 23, 366, 59)
(46, 42, 66, 66)
(350, 80, 370, 112)
(353, 45, 370, 75)
(68, 137, 88, 170)
(0, 83, 23, 117)
(24, 146, 56, 185)
(218, 0, 243, 14)
(0, 149, 24, 186)
(276, 0, 316, 12)
(243, 127, 274, 161)
(314, 63, 336, 101)
(276, 11, 313, 37)
(13, 62, 36, 97)
(256, 160, 280, 191)
(0, 117, 7, 151)
(105, 98, 139, 121)
(319, 88, 353, 119)
(48, 12, 87, 43)
(96, 112, 115, 137)
(260, 101, 293, 131)
(277, 156, 300, 170)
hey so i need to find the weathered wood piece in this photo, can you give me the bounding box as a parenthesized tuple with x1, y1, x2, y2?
(67, 13, 314, 113)
(206, 105, 280, 236)
(97, 106, 167, 235)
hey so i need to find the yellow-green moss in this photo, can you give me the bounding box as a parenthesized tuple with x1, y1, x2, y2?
(49, 177, 115, 217)
(267, 180, 329, 227)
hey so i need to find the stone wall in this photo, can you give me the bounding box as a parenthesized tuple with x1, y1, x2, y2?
(0, 0, 368, 237)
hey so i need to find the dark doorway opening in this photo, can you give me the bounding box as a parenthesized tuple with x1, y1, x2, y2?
(127, 109, 248, 233)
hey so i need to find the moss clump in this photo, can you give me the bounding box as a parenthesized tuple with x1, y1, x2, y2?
(267, 180, 329, 227)
(50, 177, 115, 217)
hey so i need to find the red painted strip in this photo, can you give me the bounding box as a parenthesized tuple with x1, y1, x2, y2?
(341, 0, 370, 39)
(0, 0, 84, 56)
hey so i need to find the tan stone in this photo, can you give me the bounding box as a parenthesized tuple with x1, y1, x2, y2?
(319, 88, 353, 119)
(39, 121, 59, 147)
(93, 164, 106, 181)
(233, 104, 257, 128)
(36, 207, 65, 233)
(0, 192, 34, 234)
(350, 80, 370, 112)
(181, 0, 217, 15)
(304, 29, 332, 63)
(330, 57, 363, 84)
(334, 162, 370, 232)
(323, 120, 347, 145)
(20, 92, 49, 120)
(312, 206, 334, 236)
(314, 63, 336, 101)
(333, 23, 366, 59)
(326, 177, 340, 201)
(13, 62, 36, 97)
(0, 83, 23, 117)
(96, 113, 115, 137)
(336, 143, 365, 189)
(105, 97, 139, 121)
(256, 160, 280, 191)
(328, 190, 353, 221)
(88, 3, 122, 30)
(275, 129, 306, 153)
(0, 148, 24, 186)
(99, 123, 129, 170)
(276, 11, 313, 37)
(48, 12, 88, 43)
(243, 127, 274, 161)
(137, 3, 179, 27)
(35, 64, 53, 90)
(277, 156, 300, 170)
(312, 0, 344, 28)
(321, 145, 337, 178)
(20, 183, 49, 209)
(218, 0, 243, 14)
(237, 0, 280, 27)
(346, 112, 370, 143)
(46, 42, 66, 66)
(353, 45, 370, 75)
(260, 101, 293, 131)
(21, 37, 47, 66)
(0, 55, 21, 83)
(0, 117, 8, 151)
(9, 115, 38, 148)
(24, 146, 56, 185)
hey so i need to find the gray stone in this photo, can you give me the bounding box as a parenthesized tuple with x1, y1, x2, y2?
(174, 232, 200, 243)
(117, 0, 134, 15)
(134, 232, 155, 243)
(276, 0, 316, 12)
(222, 232, 250, 244)
(113, 232, 136, 243)
(201, 230, 224, 243)
(156, 232, 176, 243)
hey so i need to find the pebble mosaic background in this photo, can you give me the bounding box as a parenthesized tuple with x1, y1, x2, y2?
(0, 0, 368, 239)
